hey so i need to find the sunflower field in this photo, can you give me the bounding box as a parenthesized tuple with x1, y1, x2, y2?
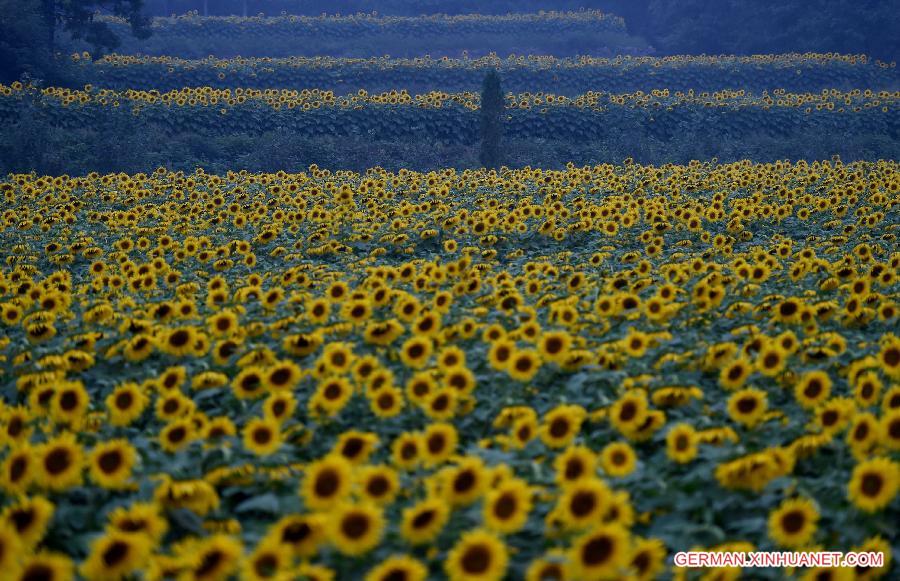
(75, 53, 899, 95)
(0, 160, 898, 580)
(2, 83, 897, 146)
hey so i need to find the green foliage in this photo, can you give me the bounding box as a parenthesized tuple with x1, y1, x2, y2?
(479, 70, 503, 169)
(75, 53, 900, 95)
(74, 11, 632, 58)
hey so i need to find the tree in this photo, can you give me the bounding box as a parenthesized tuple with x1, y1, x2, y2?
(0, 0, 55, 83)
(479, 69, 504, 169)
(40, 0, 152, 56)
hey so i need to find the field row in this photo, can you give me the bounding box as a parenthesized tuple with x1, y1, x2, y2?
(0, 161, 897, 579)
(76, 53, 899, 94)
(2, 84, 896, 144)
(89, 11, 633, 58)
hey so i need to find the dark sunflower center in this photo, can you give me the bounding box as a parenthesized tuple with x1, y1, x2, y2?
(582, 536, 614, 566)
(341, 514, 370, 539)
(44, 448, 71, 475)
(461, 545, 491, 574)
(314, 469, 339, 497)
(570, 491, 597, 517)
(99, 450, 124, 474)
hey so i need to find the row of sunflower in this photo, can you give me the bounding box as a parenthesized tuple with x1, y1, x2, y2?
(72, 52, 898, 95)
(0, 160, 897, 579)
(1, 84, 896, 146)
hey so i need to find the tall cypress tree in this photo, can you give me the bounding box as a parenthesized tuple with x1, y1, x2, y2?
(479, 69, 504, 169)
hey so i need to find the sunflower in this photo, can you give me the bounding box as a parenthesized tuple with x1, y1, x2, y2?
(437, 346, 467, 371)
(50, 381, 90, 426)
(600, 441, 637, 478)
(847, 457, 899, 512)
(312, 376, 354, 417)
(878, 338, 900, 378)
(391, 432, 423, 471)
(370, 386, 405, 418)
(508, 349, 541, 382)
(241, 538, 290, 581)
(282, 332, 321, 358)
(180, 534, 243, 581)
(88, 439, 136, 489)
(155, 390, 195, 421)
(846, 413, 880, 458)
(0, 445, 35, 494)
(487, 339, 515, 372)
(364, 319, 405, 346)
(341, 298, 373, 325)
(328, 502, 385, 556)
(357, 465, 400, 506)
(263, 392, 297, 424)
(334, 431, 379, 465)
(608, 390, 649, 436)
(794, 370, 832, 409)
(628, 537, 666, 581)
(540, 405, 585, 448)
(243, 418, 283, 456)
(365, 555, 428, 581)
(158, 366, 187, 392)
(400, 336, 433, 369)
(205, 417, 237, 441)
(2, 495, 54, 549)
(768, 497, 819, 548)
(554, 446, 597, 486)
(400, 496, 450, 545)
(443, 367, 477, 396)
(301, 454, 353, 510)
(321, 342, 355, 375)
(306, 297, 331, 324)
(510, 416, 538, 449)
(159, 418, 194, 453)
(421, 422, 458, 466)
(36, 433, 83, 492)
(727, 388, 768, 428)
(232, 366, 268, 400)
(568, 524, 630, 581)
(483, 477, 532, 534)
(268, 514, 326, 558)
(557, 478, 611, 530)
(0, 406, 31, 446)
(423, 388, 458, 421)
(446, 456, 488, 507)
(880, 409, 900, 450)
(0, 524, 21, 573)
(106, 502, 168, 545)
(79, 531, 152, 580)
(159, 326, 197, 357)
(850, 535, 892, 580)
(755, 343, 787, 377)
(207, 309, 239, 338)
(265, 360, 302, 392)
(539, 331, 573, 364)
(525, 552, 568, 581)
(665, 423, 698, 463)
(106, 382, 149, 427)
(413, 311, 442, 337)
(294, 563, 335, 581)
(718, 357, 753, 390)
(13, 551, 74, 581)
(621, 329, 650, 359)
(853, 371, 882, 407)
(445, 529, 508, 581)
